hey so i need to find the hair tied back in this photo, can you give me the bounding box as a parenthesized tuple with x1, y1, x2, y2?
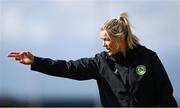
(117, 11, 128, 25)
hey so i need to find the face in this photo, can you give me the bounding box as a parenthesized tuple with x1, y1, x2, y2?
(100, 30, 120, 56)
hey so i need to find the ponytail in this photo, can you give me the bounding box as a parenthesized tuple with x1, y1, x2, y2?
(117, 12, 139, 49)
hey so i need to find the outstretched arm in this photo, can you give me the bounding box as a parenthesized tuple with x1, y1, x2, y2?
(30, 56, 100, 80)
(8, 51, 101, 80)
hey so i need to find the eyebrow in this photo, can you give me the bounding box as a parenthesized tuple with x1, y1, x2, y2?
(100, 37, 110, 41)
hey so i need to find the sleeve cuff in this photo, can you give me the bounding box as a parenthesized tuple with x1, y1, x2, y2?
(30, 56, 42, 71)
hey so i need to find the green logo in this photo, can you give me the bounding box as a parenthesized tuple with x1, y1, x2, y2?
(136, 65, 146, 75)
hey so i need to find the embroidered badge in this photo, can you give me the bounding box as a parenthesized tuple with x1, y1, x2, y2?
(136, 65, 146, 75)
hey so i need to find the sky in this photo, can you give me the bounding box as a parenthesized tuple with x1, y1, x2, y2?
(0, 0, 180, 106)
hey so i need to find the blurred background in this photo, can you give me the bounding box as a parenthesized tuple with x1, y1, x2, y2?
(0, 0, 180, 107)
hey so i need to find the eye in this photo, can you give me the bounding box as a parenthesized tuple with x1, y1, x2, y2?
(104, 38, 110, 41)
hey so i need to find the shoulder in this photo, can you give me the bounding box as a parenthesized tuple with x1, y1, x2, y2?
(136, 45, 158, 57)
(132, 45, 162, 64)
(91, 51, 109, 62)
(94, 51, 108, 58)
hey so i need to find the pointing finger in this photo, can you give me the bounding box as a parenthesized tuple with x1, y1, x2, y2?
(7, 51, 20, 57)
(8, 51, 21, 54)
(7, 54, 18, 57)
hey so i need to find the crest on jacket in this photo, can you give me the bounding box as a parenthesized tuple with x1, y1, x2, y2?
(136, 65, 146, 75)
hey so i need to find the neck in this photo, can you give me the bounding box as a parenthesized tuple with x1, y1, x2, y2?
(119, 42, 128, 57)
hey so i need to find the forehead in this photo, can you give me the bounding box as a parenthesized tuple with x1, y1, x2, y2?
(100, 30, 110, 39)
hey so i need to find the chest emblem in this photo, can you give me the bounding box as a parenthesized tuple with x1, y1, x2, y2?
(136, 65, 146, 75)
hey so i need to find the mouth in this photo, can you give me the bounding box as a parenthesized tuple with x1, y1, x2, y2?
(106, 48, 111, 53)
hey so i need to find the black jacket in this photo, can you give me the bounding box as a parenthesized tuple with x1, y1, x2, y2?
(31, 45, 177, 107)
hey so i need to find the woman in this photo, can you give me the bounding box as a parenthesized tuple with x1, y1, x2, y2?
(8, 12, 177, 107)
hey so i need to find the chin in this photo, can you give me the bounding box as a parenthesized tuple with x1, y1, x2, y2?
(107, 51, 118, 56)
(107, 51, 113, 56)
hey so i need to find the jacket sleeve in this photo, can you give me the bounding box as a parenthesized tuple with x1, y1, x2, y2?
(151, 52, 177, 107)
(30, 54, 101, 80)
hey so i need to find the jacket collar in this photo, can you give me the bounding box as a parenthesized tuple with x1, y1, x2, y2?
(108, 45, 145, 63)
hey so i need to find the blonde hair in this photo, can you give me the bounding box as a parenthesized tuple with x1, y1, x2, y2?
(100, 12, 139, 49)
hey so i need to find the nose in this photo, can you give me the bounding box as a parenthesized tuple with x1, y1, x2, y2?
(103, 41, 106, 47)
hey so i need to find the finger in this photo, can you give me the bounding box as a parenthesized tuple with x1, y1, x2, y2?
(7, 51, 20, 57)
(8, 51, 21, 55)
(18, 52, 27, 59)
(8, 51, 25, 57)
(15, 57, 21, 61)
(8, 54, 18, 57)
(8, 52, 23, 57)
(19, 51, 27, 55)
(19, 59, 24, 63)
(19, 59, 27, 64)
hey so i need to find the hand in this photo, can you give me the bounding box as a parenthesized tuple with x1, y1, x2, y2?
(7, 51, 34, 65)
